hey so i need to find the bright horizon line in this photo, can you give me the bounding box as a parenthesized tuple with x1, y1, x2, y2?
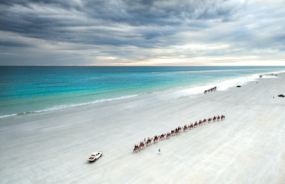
(1, 65, 285, 67)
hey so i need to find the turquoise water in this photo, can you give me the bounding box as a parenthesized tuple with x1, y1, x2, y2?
(0, 66, 284, 118)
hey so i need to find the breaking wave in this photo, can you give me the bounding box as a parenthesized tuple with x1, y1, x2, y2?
(0, 94, 138, 119)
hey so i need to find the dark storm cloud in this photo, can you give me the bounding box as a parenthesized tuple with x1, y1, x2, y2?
(0, 0, 285, 65)
(0, 0, 80, 9)
(0, 0, 237, 45)
(0, 41, 31, 47)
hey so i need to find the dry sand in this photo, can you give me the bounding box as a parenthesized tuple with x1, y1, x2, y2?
(1, 73, 285, 184)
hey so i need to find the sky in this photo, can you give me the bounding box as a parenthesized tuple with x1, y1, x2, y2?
(0, 0, 285, 66)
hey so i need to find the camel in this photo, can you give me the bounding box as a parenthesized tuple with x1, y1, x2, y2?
(153, 136, 159, 143)
(133, 145, 140, 153)
(159, 134, 166, 140)
(146, 138, 153, 146)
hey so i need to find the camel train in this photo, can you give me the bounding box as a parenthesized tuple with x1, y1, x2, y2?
(133, 115, 225, 153)
(204, 86, 217, 94)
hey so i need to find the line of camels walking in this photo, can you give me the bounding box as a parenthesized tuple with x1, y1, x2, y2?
(204, 86, 217, 94)
(133, 115, 225, 153)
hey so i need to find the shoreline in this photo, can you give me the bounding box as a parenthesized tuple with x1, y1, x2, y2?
(1, 70, 284, 120)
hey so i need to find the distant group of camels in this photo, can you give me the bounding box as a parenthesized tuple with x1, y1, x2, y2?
(204, 86, 217, 94)
(133, 115, 225, 153)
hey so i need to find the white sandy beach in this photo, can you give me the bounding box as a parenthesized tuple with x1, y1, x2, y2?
(1, 73, 285, 184)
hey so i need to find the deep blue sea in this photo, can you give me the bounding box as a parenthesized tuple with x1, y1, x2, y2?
(1, 66, 285, 119)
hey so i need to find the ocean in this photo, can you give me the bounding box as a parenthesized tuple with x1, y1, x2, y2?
(1, 66, 284, 119)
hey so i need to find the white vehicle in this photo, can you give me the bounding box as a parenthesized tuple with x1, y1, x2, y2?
(87, 151, 103, 162)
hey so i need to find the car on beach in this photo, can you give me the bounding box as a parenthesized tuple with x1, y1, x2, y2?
(87, 151, 103, 162)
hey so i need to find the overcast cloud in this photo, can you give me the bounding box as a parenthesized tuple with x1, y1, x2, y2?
(0, 0, 284, 65)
